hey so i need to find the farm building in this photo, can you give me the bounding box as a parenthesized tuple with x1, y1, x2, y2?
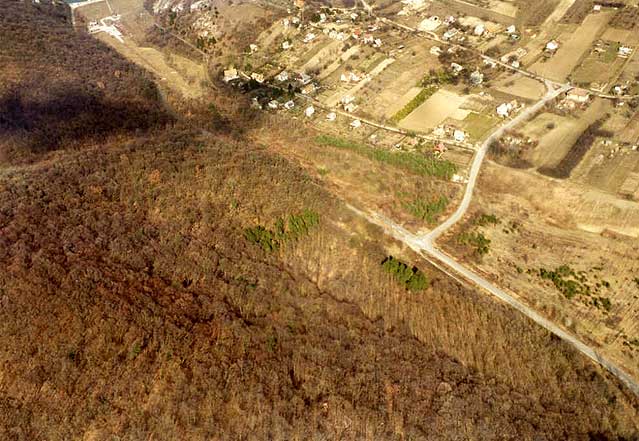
(567, 88, 590, 103)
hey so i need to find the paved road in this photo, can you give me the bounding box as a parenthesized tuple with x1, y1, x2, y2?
(423, 81, 570, 245)
(347, 82, 639, 397)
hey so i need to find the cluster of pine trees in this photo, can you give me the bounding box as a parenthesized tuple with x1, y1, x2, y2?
(244, 209, 320, 252)
(381, 256, 429, 292)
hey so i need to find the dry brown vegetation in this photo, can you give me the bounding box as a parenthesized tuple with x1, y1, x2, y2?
(515, 0, 560, 26)
(610, 4, 639, 29)
(2, 1, 639, 439)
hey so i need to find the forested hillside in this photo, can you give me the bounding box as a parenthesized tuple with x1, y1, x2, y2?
(1, 1, 639, 439)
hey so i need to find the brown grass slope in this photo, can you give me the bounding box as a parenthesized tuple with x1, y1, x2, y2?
(1, 1, 639, 440)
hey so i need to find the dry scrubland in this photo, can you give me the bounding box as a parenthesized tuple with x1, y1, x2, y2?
(3, 1, 639, 440)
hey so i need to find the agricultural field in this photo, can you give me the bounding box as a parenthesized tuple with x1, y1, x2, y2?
(519, 98, 611, 171)
(492, 73, 546, 100)
(259, 112, 464, 231)
(529, 11, 614, 82)
(441, 162, 639, 381)
(619, 110, 639, 144)
(398, 88, 469, 132)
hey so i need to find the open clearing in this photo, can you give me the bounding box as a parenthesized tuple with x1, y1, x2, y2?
(529, 12, 613, 82)
(398, 89, 467, 132)
(75, 0, 206, 98)
(543, 0, 576, 24)
(602, 27, 639, 46)
(493, 74, 546, 100)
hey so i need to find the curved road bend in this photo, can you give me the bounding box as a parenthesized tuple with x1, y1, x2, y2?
(423, 81, 570, 245)
(347, 81, 639, 397)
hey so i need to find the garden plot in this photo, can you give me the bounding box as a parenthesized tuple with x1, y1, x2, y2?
(398, 89, 468, 132)
(529, 12, 613, 82)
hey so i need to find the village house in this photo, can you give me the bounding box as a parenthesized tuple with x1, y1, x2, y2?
(251, 72, 265, 83)
(618, 46, 633, 58)
(443, 28, 458, 41)
(567, 88, 590, 103)
(496, 102, 513, 117)
(267, 100, 279, 110)
(284, 100, 295, 110)
(344, 103, 358, 113)
(223, 67, 239, 82)
(275, 70, 289, 82)
(450, 62, 464, 74)
(470, 70, 484, 85)
(301, 83, 316, 95)
(305, 106, 315, 117)
(341, 95, 355, 105)
(326, 112, 337, 121)
(298, 72, 312, 85)
(546, 40, 559, 52)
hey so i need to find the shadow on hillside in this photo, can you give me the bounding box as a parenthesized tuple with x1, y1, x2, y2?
(0, 84, 173, 160)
